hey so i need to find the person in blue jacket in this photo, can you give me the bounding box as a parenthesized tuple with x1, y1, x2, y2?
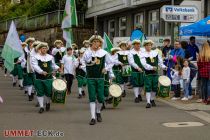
(187, 36, 199, 61)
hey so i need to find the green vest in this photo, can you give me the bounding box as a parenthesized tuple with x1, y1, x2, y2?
(86, 56, 105, 78)
(118, 54, 128, 65)
(132, 54, 143, 72)
(145, 55, 158, 75)
(54, 51, 65, 64)
(35, 60, 53, 80)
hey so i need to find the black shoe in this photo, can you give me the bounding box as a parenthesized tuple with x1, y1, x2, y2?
(96, 113, 102, 122)
(39, 108, 44, 114)
(122, 90, 126, 97)
(24, 91, 27, 94)
(35, 102, 39, 107)
(134, 97, 140, 103)
(151, 100, 156, 107)
(101, 103, 106, 111)
(78, 94, 82, 99)
(46, 103, 50, 111)
(13, 82, 16, 87)
(146, 103, 151, 108)
(82, 91, 85, 96)
(28, 95, 33, 101)
(105, 97, 113, 104)
(138, 95, 143, 101)
(89, 119, 96, 125)
(31, 93, 34, 100)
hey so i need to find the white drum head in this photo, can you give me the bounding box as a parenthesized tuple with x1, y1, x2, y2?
(109, 84, 122, 98)
(52, 79, 67, 91)
(158, 76, 171, 86)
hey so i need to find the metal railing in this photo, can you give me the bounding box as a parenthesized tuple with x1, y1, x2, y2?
(0, 10, 85, 33)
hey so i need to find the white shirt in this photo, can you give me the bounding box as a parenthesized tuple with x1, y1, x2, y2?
(170, 70, 181, 85)
(140, 50, 166, 70)
(31, 53, 59, 74)
(82, 48, 113, 71)
(61, 54, 77, 75)
(182, 67, 190, 81)
(52, 47, 66, 56)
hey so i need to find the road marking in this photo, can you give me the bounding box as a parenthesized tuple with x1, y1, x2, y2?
(162, 122, 204, 128)
(187, 111, 210, 123)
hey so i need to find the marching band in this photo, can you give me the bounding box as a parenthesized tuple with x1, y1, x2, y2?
(5, 33, 173, 125)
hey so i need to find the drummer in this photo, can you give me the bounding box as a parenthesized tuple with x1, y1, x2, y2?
(114, 41, 131, 97)
(140, 40, 167, 108)
(83, 34, 113, 125)
(32, 42, 60, 113)
(128, 39, 144, 103)
(75, 48, 87, 98)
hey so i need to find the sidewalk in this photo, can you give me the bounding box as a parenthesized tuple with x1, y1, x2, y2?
(157, 97, 210, 111)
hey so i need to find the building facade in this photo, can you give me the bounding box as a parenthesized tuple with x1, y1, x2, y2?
(86, 0, 202, 39)
(204, 0, 210, 16)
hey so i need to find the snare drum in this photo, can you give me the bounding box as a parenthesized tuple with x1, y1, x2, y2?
(122, 65, 132, 77)
(109, 84, 122, 107)
(52, 79, 67, 104)
(158, 76, 171, 98)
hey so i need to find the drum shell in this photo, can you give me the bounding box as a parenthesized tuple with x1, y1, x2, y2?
(158, 84, 170, 98)
(52, 89, 67, 104)
(122, 65, 132, 77)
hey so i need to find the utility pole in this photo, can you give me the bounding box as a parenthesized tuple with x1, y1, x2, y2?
(171, 0, 175, 44)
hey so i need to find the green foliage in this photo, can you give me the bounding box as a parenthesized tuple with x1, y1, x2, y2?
(0, 0, 87, 20)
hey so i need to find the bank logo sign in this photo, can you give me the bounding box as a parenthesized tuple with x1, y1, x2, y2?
(161, 5, 198, 22)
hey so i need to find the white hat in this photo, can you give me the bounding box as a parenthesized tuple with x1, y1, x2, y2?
(25, 37, 35, 44)
(111, 47, 121, 52)
(32, 41, 41, 48)
(117, 41, 127, 48)
(89, 35, 103, 43)
(83, 40, 90, 45)
(36, 42, 49, 50)
(21, 42, 27, 46)
(132, 39, 141, 45)
(54, 40, 63, 45)
(143, 39, 154, 46)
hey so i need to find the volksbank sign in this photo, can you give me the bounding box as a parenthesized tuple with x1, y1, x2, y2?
(161, 5, 198, 22)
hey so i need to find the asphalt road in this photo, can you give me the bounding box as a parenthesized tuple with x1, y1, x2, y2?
(0, 70, 210, 140)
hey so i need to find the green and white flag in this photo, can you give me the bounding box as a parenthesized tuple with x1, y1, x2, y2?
(1, 21, 23, 72)
(62, 0, 78, 48)
(102, 32, 113, 53)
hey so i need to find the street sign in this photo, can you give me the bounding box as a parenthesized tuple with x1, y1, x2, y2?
(161, 5, 198, 22)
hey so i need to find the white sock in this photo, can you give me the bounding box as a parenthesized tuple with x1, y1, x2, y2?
(120, 84, 125, 91)
(90, 102, 96, 119)
(18, 79, 23, 87)
(37, 96, 44, 108)
(27, 86, 33, 96)
(133, 87, 139, 98)
(45, 96, 51, 104)
(146, 92, 151, 104)
(78, 87, 82, 95)
(139, 87, 143, 95)
(151, 92, 156, 101)
(96, 102, 102, 114)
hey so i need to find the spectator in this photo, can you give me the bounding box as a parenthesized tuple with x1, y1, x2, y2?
(181, 60, 191, 101)
(162, 38, 174, 58)
(197, 42, 210, 105)
(181, 41, 191, 60)
(187, 36, 199, 61)
(170, 40, 185, 62)
(170, 65, 182, 100)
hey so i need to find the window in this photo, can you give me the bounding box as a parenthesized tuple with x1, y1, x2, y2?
(119, 16, 127, 37)
(134, 13, 144, 29)
(148, 10, 160, 36)
(108, 19, 115, 39)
